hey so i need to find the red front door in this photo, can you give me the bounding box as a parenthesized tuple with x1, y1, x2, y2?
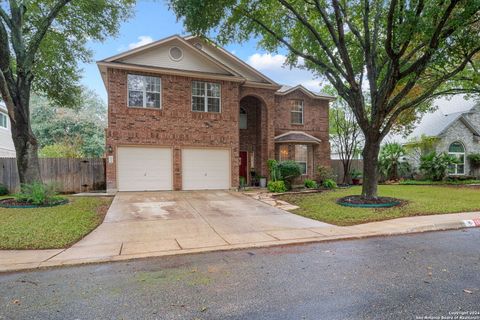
(239, 151, 248, 181)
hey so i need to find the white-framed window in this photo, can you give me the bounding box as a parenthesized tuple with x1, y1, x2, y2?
(279, 145, 289, 161)
(127, 74, 161, 108)
(295, 144, 308, 175)
(0, 112, 7, 129)
(448, 141, 465, 175)
(291, 100, 304, 124)
(192, 80, 221, 113)
(239, 107, 247, 129)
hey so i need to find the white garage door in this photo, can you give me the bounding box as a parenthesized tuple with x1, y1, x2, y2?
(182, 148, 230, 190)
(117, 147, 172, 191)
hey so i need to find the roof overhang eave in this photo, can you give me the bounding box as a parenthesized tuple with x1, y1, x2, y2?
(96, 61, 246, 83)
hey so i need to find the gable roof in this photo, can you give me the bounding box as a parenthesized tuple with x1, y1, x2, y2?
(97, 34, 335, 101)
(274, 131, 322, 144)
(407, 105, 480, 140)
(97, 35, 249, 86)
(184, 36, 279, 87)
(276, 85, 335, 101)
(101, 35, 240, 76)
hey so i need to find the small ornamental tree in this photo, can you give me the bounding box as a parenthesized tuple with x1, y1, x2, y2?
(169, 0, 480, 199)
(329, 89, 363, 184)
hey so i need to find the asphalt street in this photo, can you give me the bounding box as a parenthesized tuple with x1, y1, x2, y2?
(1, 228, 479, 320)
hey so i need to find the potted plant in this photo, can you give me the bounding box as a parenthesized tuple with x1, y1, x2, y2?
(259, 176, 267, 188)
(250, 170, 258, 186)
(350, 169, 362, 185)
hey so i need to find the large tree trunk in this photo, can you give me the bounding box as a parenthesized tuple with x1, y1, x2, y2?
(8, 79, 42, 184)
(361, 139, 381, 199)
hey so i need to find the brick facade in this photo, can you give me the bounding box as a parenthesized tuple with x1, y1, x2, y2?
(105, 68, 241, 191)
(273, 90, 331, 183)
(105, 68, 331, 191)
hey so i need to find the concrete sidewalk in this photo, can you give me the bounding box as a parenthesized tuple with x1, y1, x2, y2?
(0, 193, 479, 273)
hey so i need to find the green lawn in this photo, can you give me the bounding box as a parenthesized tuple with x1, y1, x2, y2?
(277, 185, 480, 226)
(0, 197, 112, 250)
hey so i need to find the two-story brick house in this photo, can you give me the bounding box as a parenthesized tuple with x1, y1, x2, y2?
(98, 35, 333, 192)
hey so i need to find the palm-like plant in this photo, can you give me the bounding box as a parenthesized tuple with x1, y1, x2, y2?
(379, 143, 410, 181)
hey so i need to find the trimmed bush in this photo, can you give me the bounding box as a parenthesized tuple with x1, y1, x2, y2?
(322, 179, 338, 189)
(304, 179, 318, 189)
(468, 153, 480, 167)
(267, 180, 287, 193)
(14, 182, 65, 205)
(278, 160, 302, 190)
(317, 165, 336, 183)
(0, 184, 8, 196)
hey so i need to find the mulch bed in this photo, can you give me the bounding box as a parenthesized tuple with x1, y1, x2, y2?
(337, 195, 404, 208)
(0, 198, 69, 208)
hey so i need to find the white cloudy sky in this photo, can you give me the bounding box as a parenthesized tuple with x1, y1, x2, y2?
(246, 53, 324, 91)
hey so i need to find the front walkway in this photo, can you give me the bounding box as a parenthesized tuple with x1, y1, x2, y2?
(0, 191, 479, 273)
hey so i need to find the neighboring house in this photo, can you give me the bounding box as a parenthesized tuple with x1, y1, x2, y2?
(0, 103, 15, 157)
(404, 104, 480, 176)
(98, 35, 333, 192)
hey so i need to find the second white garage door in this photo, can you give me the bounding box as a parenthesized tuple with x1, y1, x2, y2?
(182, 148, 230, 190)
(117, 147, 172, 191)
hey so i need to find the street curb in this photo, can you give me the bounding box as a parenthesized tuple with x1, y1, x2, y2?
(0, 218, 478, 274)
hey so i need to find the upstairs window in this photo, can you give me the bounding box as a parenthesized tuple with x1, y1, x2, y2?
(291, 100, 304, 124)
(239, 107, 247, 129)
(295, 144, 308, 175)
(128, 74, 161, 108)
(448, 141, 465, 175)
(0, 112, 7, 129)
(192, 80, 221, 113)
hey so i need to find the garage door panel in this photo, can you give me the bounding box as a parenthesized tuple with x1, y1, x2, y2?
(182, 149, 230, 190)
(117, 147, 172, 191)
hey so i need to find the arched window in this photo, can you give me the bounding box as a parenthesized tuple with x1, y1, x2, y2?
(239, 107, 247, 129)
(448, 142, 465, 175)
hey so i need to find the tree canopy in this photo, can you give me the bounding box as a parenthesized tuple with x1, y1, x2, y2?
(31, 88, 107, 158)
(170, 0, 480, 198)
(0, 0, 134, 183)
(0, 0, 134, 107)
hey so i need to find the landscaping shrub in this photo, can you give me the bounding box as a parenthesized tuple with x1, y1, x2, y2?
(317, 165, 336, 183)
(304, 179, 318, 189)
(378, 142, 410, 181)
(350, 169, 362, 179)
(322, 179, 338, 189)
(14, 182, 65, 205)
(277, 160, 302, 190)
(400, 179, 480, 185)
(0, 184, 8, 196)
(447, 175, 477, 181)
(419, 152, 458, 181)
(468, 153, 480, 168)
(267, 180, 287, 193)
(239, 176, 247, 188)
(267, 159, 281, 182)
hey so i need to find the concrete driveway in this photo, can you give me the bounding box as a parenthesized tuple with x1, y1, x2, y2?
(97, 190, 330, 246)
(40, 191, 331, 265)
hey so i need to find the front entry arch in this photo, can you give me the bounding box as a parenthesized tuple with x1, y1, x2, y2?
(239, 95, 268, 186)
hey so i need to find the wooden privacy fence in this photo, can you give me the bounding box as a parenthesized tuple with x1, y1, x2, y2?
(331, 159, 363, 183)
(0, 158, 106, 193)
